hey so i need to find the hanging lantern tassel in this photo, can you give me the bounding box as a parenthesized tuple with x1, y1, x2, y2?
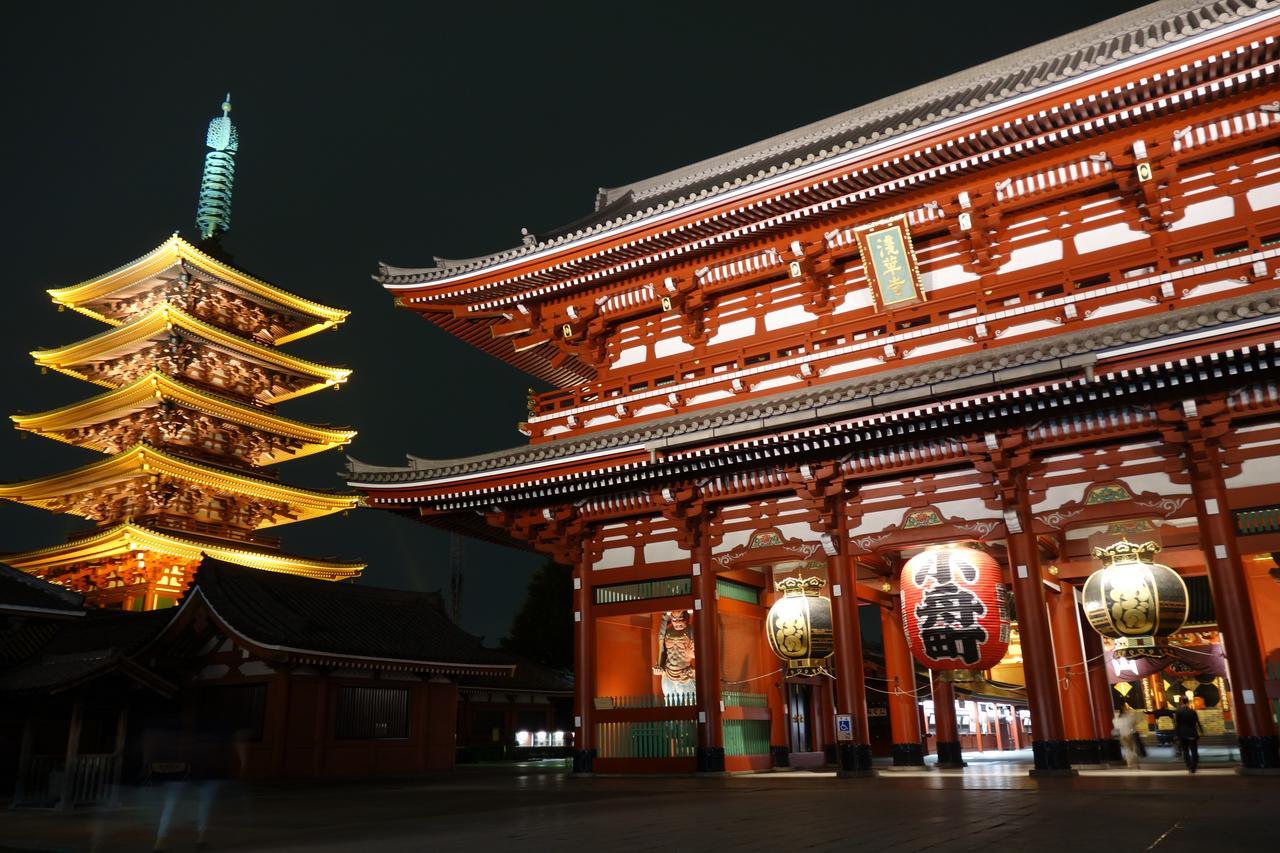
(766, 576, 835, 677)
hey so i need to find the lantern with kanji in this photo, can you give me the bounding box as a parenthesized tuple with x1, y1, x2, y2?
(1081, 539, 1187, 659)
(766, 576, 834, 676)
(900, 544, 1009, 674)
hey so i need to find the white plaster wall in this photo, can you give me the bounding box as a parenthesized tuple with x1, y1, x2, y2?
(1073, 222, 1149, 254)
(594, 546, 636, 570)
(709, 317, 756, 345)
(1246, 181, 1280, 211)
(998, 239, 1064, 274)
(764, 304, 818, 332)
(1168, 196, 1235, 232)
(919, 264, 979, 292)
(644, 540, 691, 563)
(654, 336, 695, 359)
(613, 344, 647, 368)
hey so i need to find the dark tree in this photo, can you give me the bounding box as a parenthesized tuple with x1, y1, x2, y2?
(502, 559, 572, 670)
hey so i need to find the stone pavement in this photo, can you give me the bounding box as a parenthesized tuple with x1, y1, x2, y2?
(0, 756, 1274, 853)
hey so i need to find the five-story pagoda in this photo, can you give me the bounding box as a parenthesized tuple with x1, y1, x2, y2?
(1, 96, 363, 609)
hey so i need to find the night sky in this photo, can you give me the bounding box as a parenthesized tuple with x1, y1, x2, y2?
(1, 1, 1151, 644)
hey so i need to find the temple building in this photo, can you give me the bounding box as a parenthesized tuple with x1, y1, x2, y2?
(2, 97, 363, 609)
(349, 0, 1280, 774)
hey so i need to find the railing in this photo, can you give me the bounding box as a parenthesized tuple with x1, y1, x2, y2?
(716, 578, 760, 605)
(596, 720, 697, 759)
(594, 576, 691, 605)
(12, 753, 119, 809)
(150, 515, 281, 548)
(723, 720, 772, 756)
(722, 691, 768, 708)
(69, 754, 120, 807)
(1236, 505, 1280, 535)
(13, 754, 61, 808)
(594, 692, 697, 709)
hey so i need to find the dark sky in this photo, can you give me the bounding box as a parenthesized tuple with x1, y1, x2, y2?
(1, 1, 1151, 643)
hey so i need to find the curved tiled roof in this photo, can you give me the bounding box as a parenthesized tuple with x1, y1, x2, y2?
(377, 0, 1278, 287)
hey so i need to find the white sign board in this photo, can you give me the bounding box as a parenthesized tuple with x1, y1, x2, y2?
(835, 714, 854, 742)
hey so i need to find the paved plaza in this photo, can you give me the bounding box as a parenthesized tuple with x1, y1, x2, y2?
(1, 752, 1275, 853)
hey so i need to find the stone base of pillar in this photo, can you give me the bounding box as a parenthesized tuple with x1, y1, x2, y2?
(836, 743, 876, 776)
(1101, 738, 1124, 763)
(771, 745, 791, 769)
(823, 743, 837, 766)
(935, 740, 965, 768)
(1029, 740, 1077, 776)
(696, 746, 726, 773)
(1239, 735, 1280, 770)
(572, 749, 595, 774)
(1066, 739, 1103, 766)
(891, 743, 926, 766)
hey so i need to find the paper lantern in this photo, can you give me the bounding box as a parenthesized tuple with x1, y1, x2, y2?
(1082, 540, 1187, 659)
(900, 545, 1009, 672)
(766, 576, 834, 676)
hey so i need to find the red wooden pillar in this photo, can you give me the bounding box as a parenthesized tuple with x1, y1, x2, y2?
(881, 605, 924, 766)
(1178, 411, 1280, 770)
(829, 510, 873, 775)
(692, 526, 724, 772)
(1048, 585, 1101, 765)
(1003, 469, 1073, 773)
(571, 538, 595, 773)
(1081, 626, 1122, 762)
(931, 675, 964, 767)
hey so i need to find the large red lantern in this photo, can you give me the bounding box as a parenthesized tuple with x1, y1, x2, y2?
(900, 544, 1009, 673)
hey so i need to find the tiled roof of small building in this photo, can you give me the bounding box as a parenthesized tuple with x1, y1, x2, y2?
(377, 0, 1277, 287)
(0, 561, 84, 615)
(191, 559, 515, 672)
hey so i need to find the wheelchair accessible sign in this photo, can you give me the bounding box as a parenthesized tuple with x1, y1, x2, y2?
(835, 714, 853, 742)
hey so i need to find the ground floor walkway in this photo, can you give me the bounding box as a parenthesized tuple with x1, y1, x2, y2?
(0, 756, 1274, 852)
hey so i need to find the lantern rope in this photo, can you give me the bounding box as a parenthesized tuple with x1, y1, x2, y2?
(721, 668, 784, 686)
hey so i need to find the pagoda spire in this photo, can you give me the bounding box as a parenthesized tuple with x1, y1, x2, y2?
(195, 93, 238, 241)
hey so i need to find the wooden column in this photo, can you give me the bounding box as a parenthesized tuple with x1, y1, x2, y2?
(58, 696, 83, 811)
(692, 522, 724, 772)
(270, 672, 292, 779)
(109, 706, 128, 807)
(13, 712, 35, 805)
(1048, 585, 1101, 765)
(992, 443, 1072, 774)
(571, 536, 595, 773)
(881, 605, 924, 766)
(931, 675, 964, 767)
(829, 512, 873, 775)
(1081, 625, 1123, 762)
(1170, 403, 1280, 770)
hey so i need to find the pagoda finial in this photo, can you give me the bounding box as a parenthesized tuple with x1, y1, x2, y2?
(195, 93, 239, 241)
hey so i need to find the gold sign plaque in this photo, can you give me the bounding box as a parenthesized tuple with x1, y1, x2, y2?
(853, 215, 926, 311)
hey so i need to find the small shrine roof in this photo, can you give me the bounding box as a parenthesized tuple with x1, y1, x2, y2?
(377, 0, 1277, 290)
(0, 561, 84, 617)
(2, 522, 365, 581)
(30, 304, 352, 403)
(12, 371, 356, 464)
(348, 290, 1280, 487)
(0, 443, 361, 527)
(48, 234, 349, 341)
(173, 559, 516, 674)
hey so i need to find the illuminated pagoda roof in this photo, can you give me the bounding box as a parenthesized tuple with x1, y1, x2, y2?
(31, 303, 351, 403)
(0, 443, 360, 528)
(12, 371, 356, 465)
(2, 522, 364, 582)
(48, 234, 349, 345)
